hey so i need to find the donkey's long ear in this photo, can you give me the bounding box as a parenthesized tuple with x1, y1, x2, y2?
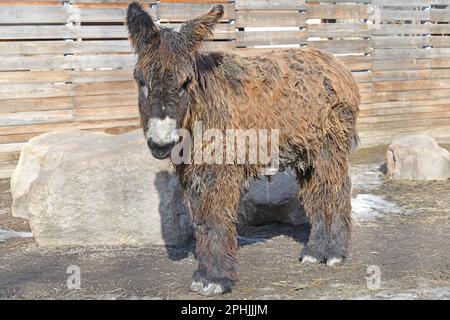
(126, 2, 158, 54)
(181, 5, 224, 50)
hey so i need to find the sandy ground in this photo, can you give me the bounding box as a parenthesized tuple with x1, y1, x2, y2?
(0, 145, 449, 300)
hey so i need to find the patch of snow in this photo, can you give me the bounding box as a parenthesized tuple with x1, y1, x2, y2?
(352, 194, 400, 221)
(0, 228, 32, 242)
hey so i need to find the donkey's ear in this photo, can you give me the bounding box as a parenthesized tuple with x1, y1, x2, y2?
(181, 5, 224, 49)
(126, 2, 158, 54)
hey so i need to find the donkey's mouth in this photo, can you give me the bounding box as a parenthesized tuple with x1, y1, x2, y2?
(147, 140, 174, 160)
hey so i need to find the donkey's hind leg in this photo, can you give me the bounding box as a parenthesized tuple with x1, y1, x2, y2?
(296, 146, 352, 265)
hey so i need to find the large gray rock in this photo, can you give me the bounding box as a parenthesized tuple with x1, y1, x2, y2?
(386, 134, 450, 181)
(238, 170, 307, 226)
(10, 129, 306, 247)
(11, 130, 192, 246)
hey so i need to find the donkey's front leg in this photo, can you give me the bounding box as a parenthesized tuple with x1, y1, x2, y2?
(187, 167, 244, 296)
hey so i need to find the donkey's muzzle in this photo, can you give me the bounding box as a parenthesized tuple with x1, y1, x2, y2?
(147, 139, 174, 160)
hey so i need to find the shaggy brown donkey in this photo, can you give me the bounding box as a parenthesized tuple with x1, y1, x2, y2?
(126, 2, 360, 296)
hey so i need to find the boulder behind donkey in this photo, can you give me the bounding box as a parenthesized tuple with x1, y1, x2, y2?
(126, 2, 360, 296)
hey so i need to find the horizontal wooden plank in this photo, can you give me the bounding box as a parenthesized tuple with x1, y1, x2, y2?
(307, 39, 370, 54)
(0, 80, 135, 100)
(236, 0, 306, 10)
(372, 36, 430, 49)
(0, 6, 70, 23)
(307, 4, 369, 20)
(372, 79, 450, 92)
(372, 0, 450, 5)
(361, 104, 450, 118)
(372, 58, 430, 71)
(307, 23, 369, 38)
(236, 30, 307, 46)
(430, 36, 450, 48)
(0, 105, 138, 127)
(71, 0, 155, 3)
(363, 88, 450, 104)
(360, 97, 450, 111)
(0, 96, 73, 113)
(379, 9, 430, 21)
(236, 10, 306, 28)
(157, 3, 235, 21)
(0, 110, 74, 127)
(372, 48, 431, 60)
(370, 25, 429, 36)
(0, 40, 133, 55)
(371, 69, 431, 82)
(359, 111, 450, 125)
(0, 118, 140, 136)
(0, 54, 136, 71)
(73, 80, 136, 96)
(0, 124, 138, 147)
(0, 69, 134, 85)
(358, 126, 450, 148)
(357, 118, 450, 132)
(0, 93, 137, 113)
(0, 83, 72, 100)
(0, 25, 130, 40)
(432, 57, 450, 69)
(431, 8, 450, 22)
(61, 7, 155, 24)
(337, 56, 371, 71)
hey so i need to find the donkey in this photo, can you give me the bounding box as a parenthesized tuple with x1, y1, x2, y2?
(126, 2, 360, 296)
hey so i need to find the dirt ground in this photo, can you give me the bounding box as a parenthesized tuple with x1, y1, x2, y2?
(0, 145, 449, 300)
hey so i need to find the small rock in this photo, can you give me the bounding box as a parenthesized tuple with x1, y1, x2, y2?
(386, 134, 450, 181)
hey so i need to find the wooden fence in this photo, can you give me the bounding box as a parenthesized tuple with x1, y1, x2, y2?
(1, 0, 450, 178)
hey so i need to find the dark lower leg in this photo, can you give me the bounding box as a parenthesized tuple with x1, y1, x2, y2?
(298, 168, 352, 264)
(191, 211, 238, 295)
(186, 167, 243, 295)
(327, 175, 352, 263)
(300, 211, 329, 262)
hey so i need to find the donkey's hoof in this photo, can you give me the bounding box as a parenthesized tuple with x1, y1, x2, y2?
(189, 281, 204, 292)
(301, 255, 319, 264)
(199, 282, 225, 296)
(326, 257, 343, 267)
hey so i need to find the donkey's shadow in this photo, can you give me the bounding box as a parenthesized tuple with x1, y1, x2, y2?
(154, 172, 310, 261)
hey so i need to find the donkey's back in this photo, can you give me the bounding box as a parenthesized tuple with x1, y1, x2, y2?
(219, 47, 360, 150)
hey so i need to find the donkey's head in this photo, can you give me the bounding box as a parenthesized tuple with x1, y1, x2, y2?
(126, 2, 224, 159)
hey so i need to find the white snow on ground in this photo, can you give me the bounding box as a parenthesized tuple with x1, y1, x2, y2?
(352, 194, 400, 221)
(0, 228, 32, 242)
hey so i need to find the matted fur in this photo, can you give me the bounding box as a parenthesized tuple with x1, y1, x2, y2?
(126, 2, 360, 296)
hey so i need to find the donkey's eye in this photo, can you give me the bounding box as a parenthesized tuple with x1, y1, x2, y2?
(181, 77, 192, 91)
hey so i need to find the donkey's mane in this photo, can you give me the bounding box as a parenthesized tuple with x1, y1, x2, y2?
(194, 51, 223, 90)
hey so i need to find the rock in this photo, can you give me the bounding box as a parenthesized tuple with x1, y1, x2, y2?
(11, 129, 193, 246)
(238, 170, 307, 226)
(10, 129, 307, 247)
(386, 134, 450, 181)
